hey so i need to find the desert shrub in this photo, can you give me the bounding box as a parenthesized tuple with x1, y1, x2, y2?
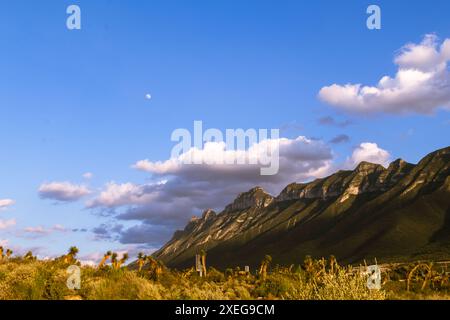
(0, 261, 70, 300)
(84, 271, 167, 300)
(310, 269, 386, 300)
(206, 267, 225, 282)
(0, 256, 394, 300)
(254, 274, 295, 299)
(166, 281, 228, 300)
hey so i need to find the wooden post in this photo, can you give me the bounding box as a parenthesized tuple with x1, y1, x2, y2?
(195, 254, 203, 277)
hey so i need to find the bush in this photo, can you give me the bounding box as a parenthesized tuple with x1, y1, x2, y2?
(0, 256, 393, 300)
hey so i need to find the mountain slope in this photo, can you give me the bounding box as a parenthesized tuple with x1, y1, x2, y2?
(154, 146, 450, 269)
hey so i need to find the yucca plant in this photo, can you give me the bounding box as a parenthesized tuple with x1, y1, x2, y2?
(137, 252, 146, 272)
(23, 250, 35, 260)
(146, 256, 164, 280)
(111, 252, 118, 269)
(117, 253, 129, 269)
(259, 255, 272, 280)
(64, 246, 79, 264)
(98, 251, 112, 269)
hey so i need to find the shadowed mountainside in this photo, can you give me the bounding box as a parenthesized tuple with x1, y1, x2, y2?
(154, 146, 450, 269)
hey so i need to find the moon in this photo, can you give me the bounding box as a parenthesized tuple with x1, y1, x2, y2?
(145, 93, 152, 100)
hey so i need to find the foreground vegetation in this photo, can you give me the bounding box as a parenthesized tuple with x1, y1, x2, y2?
(0, 247, 448, 300)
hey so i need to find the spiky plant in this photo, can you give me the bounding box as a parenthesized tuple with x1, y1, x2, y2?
(24, 251, 35, 260)
(117, 253, 129, 269)
(111, 252, 118, 269)
(69, 246, 79, 256)
(64, 246, 79, 264)
(98, 251, 112, 269)
(259, 255, 272, 280)
(137, 252, 146, 272)
(146, 256, 164, 280)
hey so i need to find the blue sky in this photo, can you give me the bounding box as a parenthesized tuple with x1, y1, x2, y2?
(0, 0, 449, 263)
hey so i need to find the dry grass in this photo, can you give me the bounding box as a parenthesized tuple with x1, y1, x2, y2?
(2, 252, 449, 300)
(0, 255, 388, 300)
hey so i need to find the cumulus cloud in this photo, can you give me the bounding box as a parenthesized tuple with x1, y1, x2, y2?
(88, 136, 334, 246)
(87, 137, 393, 249)
(133, 136, 333, 182)
(87, 182, 164, 209)
(319, 34, 450, 114)
(0, 199, 15, 211)
(38, 182, 91, 202)
(0, 219, 16, 230)
(347, 142, 391, 168)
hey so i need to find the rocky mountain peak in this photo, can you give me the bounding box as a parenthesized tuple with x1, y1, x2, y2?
(276, 183, 307, 201)
(201, 209, 216, 220)
(389, 158, 407, 167)
(224, 186, 274, 212)
(154, 146, 450, 269)
(355, 161, 385, 173)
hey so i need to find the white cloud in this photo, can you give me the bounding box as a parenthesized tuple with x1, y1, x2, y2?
(79, 260, 97, 267)
(0, 199, 15, 211)
(133, 136, 333, 181)
(23, 224, 69, 237)
(86, 182, 162, 208)
(24, 226, 48, 234)
(347, 142, 391, 168)
(131, 136, 334, 194)
(52, 224, 67, 232)
(38, 182, 91, 202)
(87, 136, 334, 245)
(0, 219, 16, 230)
(86, 137, 398, 249)
(319, 34, 450, 114)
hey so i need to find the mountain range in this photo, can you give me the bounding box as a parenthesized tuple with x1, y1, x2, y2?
(154, 146, 450, 269)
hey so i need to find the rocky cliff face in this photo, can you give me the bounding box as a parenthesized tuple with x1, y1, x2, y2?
(224, 187, 274, 212)
(154, 146, 450, 269)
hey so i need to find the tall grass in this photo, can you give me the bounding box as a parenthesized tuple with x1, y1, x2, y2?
(0, 257, 386, 300)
